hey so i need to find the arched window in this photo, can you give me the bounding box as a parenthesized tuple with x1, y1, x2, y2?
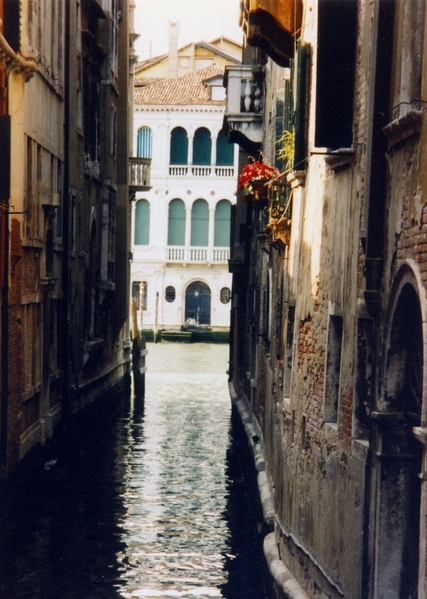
(170, 127, 188, 165)
(191, 199, 209, 246)
(137, 126, 152, 158)
(216, 129, 234, 166)
(192, 127, 211, 165)
(134, 199, 150, 245)
(168, 199, 186, 246)
(214, 200, 231, 247)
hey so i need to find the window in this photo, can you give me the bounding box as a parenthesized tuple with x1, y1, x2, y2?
(170, 127, 188, 164)
(168, 199, 186, 246)
(210, 86, 226, 101)
(191, 199, 209, 246)
(214, 200, 231, 247)
(193, 127, 211, 166)
(137, 126, 152, 158)
(315, 0, 357, 149)
(324, 315, 343, 423)
(165, 286, 176, 302)
(134, 199, 150, 245)
(216, 130, 234, 166)
(220, 287, 231, 304)
(132, 281, 147, 310)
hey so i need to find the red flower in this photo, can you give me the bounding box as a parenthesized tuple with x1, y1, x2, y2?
(238, 160, 280, 196)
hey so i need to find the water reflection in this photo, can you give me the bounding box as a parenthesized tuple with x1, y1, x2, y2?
(0, 343, 273, 599)
(116, 343, 232, 598)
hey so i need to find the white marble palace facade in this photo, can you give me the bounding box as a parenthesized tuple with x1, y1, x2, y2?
(131, 47, 240, 333)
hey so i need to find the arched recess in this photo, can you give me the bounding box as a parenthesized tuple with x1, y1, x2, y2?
(137, 126, 152, 158)
(214, 199, 231, 247)
(168, 198, 186, 246)
(134, 199, 150, 245)
(191, 199, 209, 246)
(216, 129, 234, 166)
(170, 127, 188, 165)
(185, 280, 211, 326)
(374, 267, 424, 599)
(192, 127, 211, 165)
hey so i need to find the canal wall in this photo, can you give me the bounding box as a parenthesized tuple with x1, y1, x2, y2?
(229, 381, 309, 599)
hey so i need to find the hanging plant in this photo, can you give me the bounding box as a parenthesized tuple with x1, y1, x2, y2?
(276, 130, 295, 171)
(238, 158, 280, 206)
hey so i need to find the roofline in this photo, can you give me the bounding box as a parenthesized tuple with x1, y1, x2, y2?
(135, 38, 242, 73)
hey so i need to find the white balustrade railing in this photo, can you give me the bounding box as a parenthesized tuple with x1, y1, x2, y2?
(190, 248, 208, 262)
(168, 165, 234, 177)
(215, 167, 234, 177)
(167, 247, 185, 261)
(129, 157, 151, 189)
(166, 247, 230, 263)
(169, 166, 189, 176)
(213, 248, 230, 262)
(191, 166, 212, 176)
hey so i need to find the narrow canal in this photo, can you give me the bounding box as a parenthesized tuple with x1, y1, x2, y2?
(0, 343, 274, 599)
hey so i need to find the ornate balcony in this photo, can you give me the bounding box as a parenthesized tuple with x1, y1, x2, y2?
(129, 157, 151, 192)
(240, 0, 303, 67)
(166, 246, 230, 264)
(223, 65, 263, 153)
(168, 165, 235, 177)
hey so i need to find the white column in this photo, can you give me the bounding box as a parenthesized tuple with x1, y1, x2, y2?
(188, 135, 194, 166)
(208, 206, 215, 261)
(185, 205, 192, 260)
(211, 135, 217, 169)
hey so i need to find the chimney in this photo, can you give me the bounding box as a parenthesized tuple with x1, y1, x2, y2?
(168, 21, 180, 78)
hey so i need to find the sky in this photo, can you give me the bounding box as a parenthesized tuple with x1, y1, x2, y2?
(133, 0, 243, 62)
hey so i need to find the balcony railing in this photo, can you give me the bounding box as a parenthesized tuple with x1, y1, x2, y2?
(129, 157, 151, 191)
(169, 165, 234, 177)
(223, 65, 264, 151)
(166, 246, 230, 263)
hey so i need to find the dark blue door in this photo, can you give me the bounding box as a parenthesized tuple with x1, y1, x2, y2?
(185, 281, 211, 326)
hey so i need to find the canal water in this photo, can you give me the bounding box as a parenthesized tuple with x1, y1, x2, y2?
(0, 343, 274, 599)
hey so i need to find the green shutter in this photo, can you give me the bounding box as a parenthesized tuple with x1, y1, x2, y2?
(137, 127, 152, 158)
(294, 41, 310, 169)
(168, 199, 186, 246)
(191, 199, 209, 246)
(193, 128, 211, 165)
(216, 130, 234, 166)
(214, 200, 231, 247)
(170, 127, 188, 165)
(135, 200, 150, 245)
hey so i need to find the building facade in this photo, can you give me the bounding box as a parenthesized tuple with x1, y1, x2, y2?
(226, 1, 427, 598)
(0, 0, 144, 477)
(131, 32, 240, 337)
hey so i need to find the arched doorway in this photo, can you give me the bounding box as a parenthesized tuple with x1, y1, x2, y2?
(374, 279, 423, 599)
(185, 281, 211, 327)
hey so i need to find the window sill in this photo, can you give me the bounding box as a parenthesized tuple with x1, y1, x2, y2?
(383, 109, 423, 148)
(324, 148, 354, 171)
